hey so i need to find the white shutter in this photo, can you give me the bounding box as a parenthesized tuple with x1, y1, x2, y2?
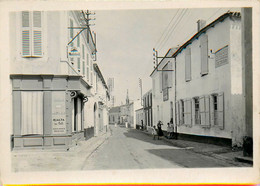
(199, 96, 206, 126)
(191, 99, 196, 125)
(21, 91, 43, 135)
(184, 100, 187, 125)
(179, 101, 183, 125)
(187, 99, 192, 127)
(159, 72, 162, 92)
(175, 102, 179, 126)
(200, 34, 208, 75)
(32, 11, 42, 57)
(210, 95, 215, 126)
(22, 11, 31, 57)
(185, 48, 191, 81)
(205, 95, 210, 127)
(218, 93, 224, 129)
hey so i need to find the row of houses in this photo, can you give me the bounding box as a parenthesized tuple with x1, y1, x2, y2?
(108, 91, 142, 128)
(10, 10, 110, 150)
(135, 10, 252, 148)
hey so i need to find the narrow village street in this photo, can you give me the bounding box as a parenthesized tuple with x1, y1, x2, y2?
(82, 125, 241, 169)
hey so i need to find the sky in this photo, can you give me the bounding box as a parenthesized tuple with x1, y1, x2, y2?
(92, 7, 240, 106)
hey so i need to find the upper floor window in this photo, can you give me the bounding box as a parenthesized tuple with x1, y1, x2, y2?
(185, 47, 191, 81)
(200, 34, 208, 76)
(22, 11, 43, 57)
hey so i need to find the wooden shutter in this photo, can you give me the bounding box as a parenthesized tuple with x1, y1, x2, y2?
(175, 102, 179, 126)
(32, 11, 42, 57)
(179, 101, 183, 125)
(200, 34, 208, 75)
(22, 11, 31, 57)
(191, 98, 196, 125)
(218, 93, 224, 129)
(185, 48, 191, 81)
(187, 99, 192, 127)
(21, 91, 43, 135)
(210, 95, 215, 126)
(205, 95, 210, 127)
(199, 96, 206, 126)
(159, 72, 162, 92)
(184, 100, 187, 125)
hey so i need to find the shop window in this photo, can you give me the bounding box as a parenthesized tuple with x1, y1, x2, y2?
(21, 91, 43, 135)
(21, 11, 43, 57)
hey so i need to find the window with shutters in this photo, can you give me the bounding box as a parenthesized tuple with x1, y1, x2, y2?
(180, 100, 184, 125)
(194, 97, 200, 124)
(21, 11, 43, 57)
(211, 93, 224, 129)
(200, 34, 208, 76)
(185, 48, 191, 82)
(87, 67, 89, 81)
(83, 60, 85, 75)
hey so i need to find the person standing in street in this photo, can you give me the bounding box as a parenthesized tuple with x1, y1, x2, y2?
(157, 121, 164, 139)
(170, 118, 174, 139)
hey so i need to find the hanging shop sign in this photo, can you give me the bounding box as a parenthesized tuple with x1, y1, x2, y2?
(52, 91, 66, 134)
(68, 47, 80, 57)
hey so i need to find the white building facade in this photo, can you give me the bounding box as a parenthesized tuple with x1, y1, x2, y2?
(9, 10, 109, 150)
(151, 12, 246, 147)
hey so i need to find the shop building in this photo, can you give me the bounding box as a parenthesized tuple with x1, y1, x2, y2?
(9, 10, 108, 150)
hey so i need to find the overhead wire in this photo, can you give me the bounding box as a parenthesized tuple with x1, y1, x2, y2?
(156, 9, 184, 50)
(157, 9, 188, 51)
(154, 9, 180, 49)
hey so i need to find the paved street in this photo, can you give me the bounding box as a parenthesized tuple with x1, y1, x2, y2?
(82, 125, 235, 170)
(12, 124, 248, 172)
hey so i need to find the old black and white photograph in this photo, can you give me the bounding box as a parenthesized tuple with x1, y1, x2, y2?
(0, 0, 259, 184)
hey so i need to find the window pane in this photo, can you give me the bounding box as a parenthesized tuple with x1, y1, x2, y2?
(33, 11, 41, 27)
(21, 91, 43, 135)
(22, 11, 30, 27)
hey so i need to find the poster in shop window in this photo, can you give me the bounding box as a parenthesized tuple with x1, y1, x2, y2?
(52, 91, 66, 134)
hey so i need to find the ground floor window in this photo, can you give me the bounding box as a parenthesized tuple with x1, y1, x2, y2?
(21, 91, 43, 135)
(194, 97, 200, 124)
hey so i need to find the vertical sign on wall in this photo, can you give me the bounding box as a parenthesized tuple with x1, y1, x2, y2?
(52, 91, 66, 134)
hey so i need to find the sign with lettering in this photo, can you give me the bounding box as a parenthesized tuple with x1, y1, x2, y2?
(163, 88, 169, 101)
(215, 45, 229, 68)
(52, 91, 66, 134)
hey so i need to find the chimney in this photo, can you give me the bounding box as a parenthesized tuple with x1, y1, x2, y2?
(197, 19, 206, 32)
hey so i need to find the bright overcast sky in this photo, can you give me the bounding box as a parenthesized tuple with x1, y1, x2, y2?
(92, 7, 240, 106)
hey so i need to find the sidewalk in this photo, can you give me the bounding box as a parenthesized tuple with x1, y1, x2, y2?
(141, 129, 253, 167)
(12, 129, 112, 172)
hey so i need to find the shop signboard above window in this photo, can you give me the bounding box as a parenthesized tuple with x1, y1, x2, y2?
(215, 45, 229, 68)
(68, 46, 80, 57)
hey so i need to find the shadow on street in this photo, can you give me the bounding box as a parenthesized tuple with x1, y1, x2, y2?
(146, 148, 234, 168)
(123, 128, 177, 146)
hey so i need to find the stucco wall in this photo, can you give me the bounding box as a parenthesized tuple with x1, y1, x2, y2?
(175, 17, 244, 142)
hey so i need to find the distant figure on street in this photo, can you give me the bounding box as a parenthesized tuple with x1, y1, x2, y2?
(166, 123, 171, 139)
(152, 125, 158, 140)
(157, 121, 164, 139)
(169, 118, 174, 139)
